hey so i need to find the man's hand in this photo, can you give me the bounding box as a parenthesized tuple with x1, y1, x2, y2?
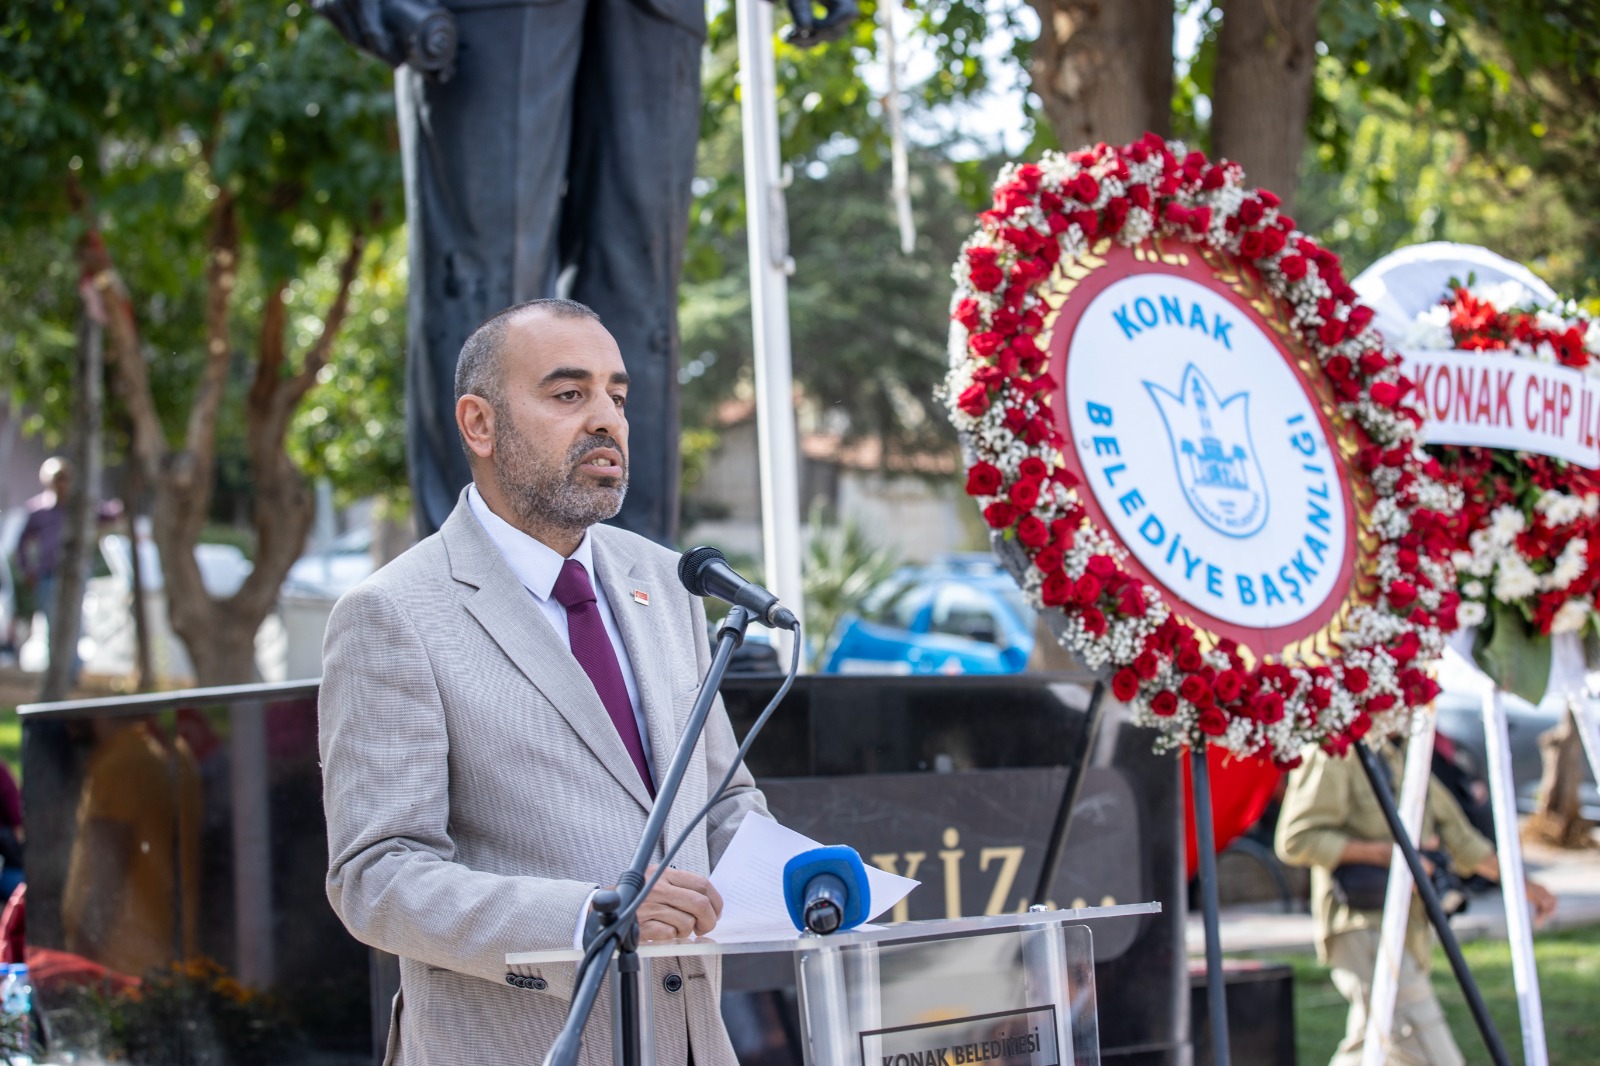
(636, 866, 724, 942)
(1526, 880, 1557, 927)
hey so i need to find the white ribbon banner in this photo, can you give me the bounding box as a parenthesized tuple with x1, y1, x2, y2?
(1399, 348, 1600, 470)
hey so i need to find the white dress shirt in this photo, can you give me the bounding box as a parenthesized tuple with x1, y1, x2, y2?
(466, 484, 655, 777)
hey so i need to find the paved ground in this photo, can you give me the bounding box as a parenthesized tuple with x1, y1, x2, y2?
(1188, 827, 1600, 956)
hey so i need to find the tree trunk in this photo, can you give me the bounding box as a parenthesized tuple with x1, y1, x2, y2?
(40, 305, 104, 702)
(1210, 0, 1322, 208)
(1525, 704, 1593, 849)
(1026, 0, 1175, 150)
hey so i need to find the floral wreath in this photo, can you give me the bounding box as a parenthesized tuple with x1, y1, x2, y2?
(942, 133, 1461, 766)
(1406, 282, 1600, 638)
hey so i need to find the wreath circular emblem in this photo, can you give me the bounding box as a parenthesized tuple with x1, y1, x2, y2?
(943, 134, 1460, 766)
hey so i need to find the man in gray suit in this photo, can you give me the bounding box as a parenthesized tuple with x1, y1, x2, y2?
(319, 298, 769, 1065)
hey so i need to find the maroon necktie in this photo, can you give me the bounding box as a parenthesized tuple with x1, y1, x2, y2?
(551, 559, 654, 796)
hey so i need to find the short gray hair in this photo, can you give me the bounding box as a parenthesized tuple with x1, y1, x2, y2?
(453, 298, 602, 410)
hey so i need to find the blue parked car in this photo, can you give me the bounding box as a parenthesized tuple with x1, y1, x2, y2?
(821, 555, 1035, 675)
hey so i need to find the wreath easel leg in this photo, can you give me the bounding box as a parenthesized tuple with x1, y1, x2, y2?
(1354, 742, 1513, 1066)
(1190, 739, 1231, 1066)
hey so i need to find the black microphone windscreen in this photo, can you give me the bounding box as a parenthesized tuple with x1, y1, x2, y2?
(677, 545, 726, 597)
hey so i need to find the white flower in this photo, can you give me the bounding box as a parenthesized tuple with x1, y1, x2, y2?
(1404, 305, 1453, 350)
(1547, 538, 1588, 590)
(1535, 309, 1570, 334)
(1468, 279, 1534, 312)
(1536, 491, 1585, 526)
(1492, 554, 1540, 602)
(1549, 599, 1592, 635)
(1585, 319, 1600, 357)
(1462, 580, 1485, 599)
(1488, 506, 1526, 545)
(1458, 601, 1487, 627)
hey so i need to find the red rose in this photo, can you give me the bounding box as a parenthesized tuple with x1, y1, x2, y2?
(1251, 692, 1285, 724)
(1188, 205, 1213, 232)
(1034, 545, 1064, 574)
(1326, 354, 1353, 379)
(1133, 651, 1159, 680)
(1086, 555, 1116, 578)
(1018, 456, 1049, 480)
(952, 298, 982, 331)
(1104, 196, 1131, 232)
(957, 384, 989, 416)
(1239, 230, 1267, 259)
(1318, 318, 1347, 346)
(965, 461, 1003, 496)
(1069, 172, 1100, 204)
(969, 331, 1004, 357)
(1213, 669, 1243, 702)
(970, 264, 1004, 292)
(1112, 669, 1140, 702)
(1238, 198, 1265, 225)
(967, 246, 998, 266)
(1018, 515, 1050, 548)
(1366, 693, 1397, 713)
(1008, 478, 1041, 509)
(1388, 580, 1418, 608)
(1279, 254, 1309, 281)
(1118, 584, 1145, 616)
(1180, 674, 1213, 706)
(1050, 518, 1078, 548)
(1197, 707, 1229, 736)
(1275, 754, 1303, 771)
(1176, 644, 1203, 672)
(983, 501, 1018, 529)
(1164, 202, 1192, 226)
(1344, 666, 1370, 693)
(1370, 382, 1400, 407)
(1151, 690, 1178, 717)
(1072, 574, 1102, 606)
(1347, 712, 1373, 741)
(1359, 350, 1390, 375)
(1041, 570, 1072, 606)
(1391, 631, 1421, 663)
(1348, 305, 1375, 331)
(1080, 606, 1108, 638)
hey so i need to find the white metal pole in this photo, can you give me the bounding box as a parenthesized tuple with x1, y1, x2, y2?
(1361, 717, 1434, 1066)
(1576, 694, 1600, 796)
(736, 0, 808, 668)
(1483, 687, 1550, 1066)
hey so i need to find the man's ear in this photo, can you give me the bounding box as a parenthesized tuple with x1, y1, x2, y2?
(456, 395, 496, 461)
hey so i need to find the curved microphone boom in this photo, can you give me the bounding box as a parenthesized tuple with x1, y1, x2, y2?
(678, 546, 800, 631)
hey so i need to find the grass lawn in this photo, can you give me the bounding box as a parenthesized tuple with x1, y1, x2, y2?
(0, 708, 17, 785)
(1287, 923, 1600, 1064)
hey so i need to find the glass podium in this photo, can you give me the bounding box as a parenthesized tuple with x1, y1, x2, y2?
(507, 902, 1159, 1066)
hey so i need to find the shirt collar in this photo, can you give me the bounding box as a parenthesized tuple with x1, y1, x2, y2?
(466, 483, 595, 603)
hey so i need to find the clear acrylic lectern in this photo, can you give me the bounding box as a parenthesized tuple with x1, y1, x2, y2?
(507, 902, 1158, 1066)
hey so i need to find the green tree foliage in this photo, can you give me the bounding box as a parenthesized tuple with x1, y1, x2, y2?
(0, 0, 403, 683)
(681, 144, 977, 459)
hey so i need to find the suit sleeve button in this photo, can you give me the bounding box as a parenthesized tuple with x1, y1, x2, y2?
(662, 973, 683, 993)
(531, 976, 549, 991)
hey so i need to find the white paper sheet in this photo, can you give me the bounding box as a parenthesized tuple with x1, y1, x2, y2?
(709, 815, 919, 936)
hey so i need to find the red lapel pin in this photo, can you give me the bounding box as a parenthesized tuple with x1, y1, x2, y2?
(632, 590, 650, 606)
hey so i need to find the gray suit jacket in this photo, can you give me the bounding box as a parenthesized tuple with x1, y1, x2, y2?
(319, 494, 767, 1066)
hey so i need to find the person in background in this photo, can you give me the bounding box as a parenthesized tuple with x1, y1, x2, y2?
(14, 458, 70, 649)
(1276, 738, 1556, 1065)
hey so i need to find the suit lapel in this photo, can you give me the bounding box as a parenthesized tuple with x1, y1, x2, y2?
(441, 501, 655, 813)
(590, 529, 683, 801)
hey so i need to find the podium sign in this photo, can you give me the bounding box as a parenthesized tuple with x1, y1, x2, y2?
(797, 921, 1097, 1066)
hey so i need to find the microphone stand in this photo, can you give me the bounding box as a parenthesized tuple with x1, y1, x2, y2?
(545, 606, 755, 1066)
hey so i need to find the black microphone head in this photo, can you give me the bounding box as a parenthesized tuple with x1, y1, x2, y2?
(678, 545, 727, 597)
